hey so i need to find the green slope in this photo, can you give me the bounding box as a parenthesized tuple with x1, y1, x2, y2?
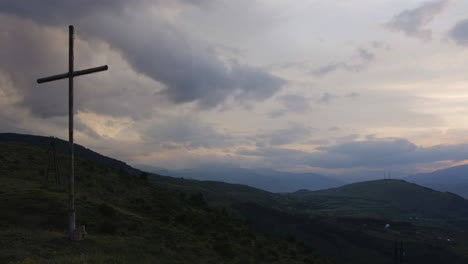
(291, 179, 468, 219)
(0, 141, 330, 264)
(149, 174, 289, 213)
(0, 133, 138, 173)
(150, 174, 468, 264)
(3, 135, 468, 264)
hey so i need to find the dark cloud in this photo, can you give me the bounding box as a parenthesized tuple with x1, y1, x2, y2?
(0, 0, 132, 24)
(311, 63, 342, 77)
(269, 94, 311, 118)
(275, 41, 387, 75)
(99, 20, 284, 110)
(0, 16, 70, 118)
(278, 94, 311, 112)
(449, 19, 468, 46)
(318, 92, 337, 104)
(334, 134, 359, 143)
(345, 92, 360, 98)
(0, 0, 209, 24)
(0, 0, 285, 117)
(318, 138, 416, 161)
(254, 123, 313, 146)
(272, 60, 310, 71)
(268, 110, 285, 118)
(0, 15, 162, 120)
(310, 48, 375, 77)
(238, 137, 468, 169)
(370, 41, 391, 50)
(384, 0, 449, 40)
(142, 116, 233, 149)
(358, 48, 374, 61)
(306, 139, 329, 145)
(269, 91, 359, 118)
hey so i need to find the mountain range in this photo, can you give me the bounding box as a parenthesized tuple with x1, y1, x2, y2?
(406, 165, 468, 198)
(138, 165, 345, 193)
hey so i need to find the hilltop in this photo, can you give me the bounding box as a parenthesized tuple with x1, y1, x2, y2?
(0, 133, 137, 173)
(290, 179, 468, 219)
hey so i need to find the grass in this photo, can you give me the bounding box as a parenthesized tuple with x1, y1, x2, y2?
(150, 166, 468, 264)
(0, 141, 331, 264)
(4, 137, 468, 263)
(289, 179, 468, 220)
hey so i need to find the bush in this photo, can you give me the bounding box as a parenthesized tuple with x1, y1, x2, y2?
(189, 192, 206, 207)
(105, 185, 114, 193)
(8, 258, 42, 264)
(139, 172, 148, 182)
(213, 237, 235, 258)
(98, 203, 116, 217)
(98, 222, 117, 235)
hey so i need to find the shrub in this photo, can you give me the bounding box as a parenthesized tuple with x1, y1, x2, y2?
(189, 192, 206, 207)
(213, 237, 235, 258)
(98, 203, 116, 217)
(139, 172, 148, 182)
(8, 258, 42, 264)
(98, 222, 117, 235)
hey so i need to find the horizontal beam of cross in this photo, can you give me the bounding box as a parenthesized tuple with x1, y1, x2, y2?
(37, 65, 108, 84)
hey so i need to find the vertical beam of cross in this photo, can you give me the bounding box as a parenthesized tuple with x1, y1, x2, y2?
(68, 25, 75, 240)
(37, 25, 108, 240)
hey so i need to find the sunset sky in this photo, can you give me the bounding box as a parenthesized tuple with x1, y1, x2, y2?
(2, 0, 468, 179)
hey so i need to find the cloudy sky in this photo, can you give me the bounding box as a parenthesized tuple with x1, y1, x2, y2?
(2, 0, 468, 179)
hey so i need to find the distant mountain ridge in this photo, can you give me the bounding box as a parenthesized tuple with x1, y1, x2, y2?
(0, 133, 138, 174)
(138, 165, 345, 193)
(406, 164, 468, 198)
(290, 179, 468, 220)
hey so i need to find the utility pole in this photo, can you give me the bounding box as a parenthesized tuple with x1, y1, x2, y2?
(394, 240, 405, 264)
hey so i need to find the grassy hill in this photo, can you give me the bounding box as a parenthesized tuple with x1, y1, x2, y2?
(150, 173, 468, 264)
(0, 133, 138, 173)
(0, 141, 330, 264)
(3, 134, 468, 264)
(150, 175, 468, 264)
(290, 180, 468, 220)
(148, 174, 289, 215)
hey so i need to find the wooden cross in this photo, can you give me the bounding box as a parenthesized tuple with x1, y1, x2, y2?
(37, 25, 108, 240)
